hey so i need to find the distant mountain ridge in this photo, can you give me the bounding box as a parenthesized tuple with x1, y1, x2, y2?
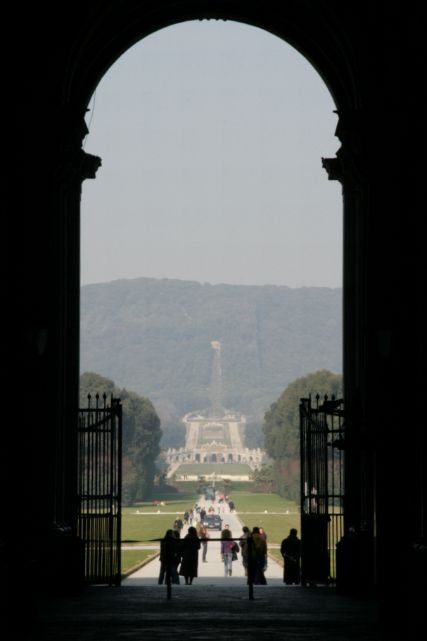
(80, 277, 342, 441)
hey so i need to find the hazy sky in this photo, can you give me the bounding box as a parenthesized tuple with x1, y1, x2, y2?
(81, 20, 342, 288)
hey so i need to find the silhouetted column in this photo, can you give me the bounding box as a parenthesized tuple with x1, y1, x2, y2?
(49, 109, 102, 590)
(323, 108, 374, 590)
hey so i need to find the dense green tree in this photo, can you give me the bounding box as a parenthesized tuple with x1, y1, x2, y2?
(252, 464, 275, 492)
(263, 369, 342, 500)
(79, 371, 116, 402)
(80, 372, 162, 504)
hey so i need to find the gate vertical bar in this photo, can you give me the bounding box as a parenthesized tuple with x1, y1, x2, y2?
(300, 394, 345, 584)
(77, 395, 122, 585)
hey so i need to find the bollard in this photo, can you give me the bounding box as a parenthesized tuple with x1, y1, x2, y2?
(166, 537, 172, 599)
(166, 565, 172, 600)
(247, 536, 254, 600)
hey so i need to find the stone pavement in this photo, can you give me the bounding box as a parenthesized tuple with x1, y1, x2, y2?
(33, 584, 379, 641)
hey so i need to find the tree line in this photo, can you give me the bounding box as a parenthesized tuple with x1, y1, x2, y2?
(259, 369, 343, 500)
(80, 372, 162, 504)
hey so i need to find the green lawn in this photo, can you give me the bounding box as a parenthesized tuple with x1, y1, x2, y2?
(267, 549, 284, 565)
(227, 491, 301, 546)
(121, 496, 197, 542)
(230, 491, 296, 513)
(121, 495, 197, 574)
(145, 492, 197, 503)
(237, 512, 301, 546)
(121, 491, 300, 547)
(122, 512, 177, 542)
(173, 480, 255, 493)
(121, 549, 159, 575)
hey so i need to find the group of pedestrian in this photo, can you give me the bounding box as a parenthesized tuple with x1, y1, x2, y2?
(160, 503, 302, 587)
(237, 525, 268, 584)
(158, 526, 201, 586)
(237, 525, 302, 585)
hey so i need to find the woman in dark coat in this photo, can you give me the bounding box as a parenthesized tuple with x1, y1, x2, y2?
(158, 529, 181, 585)
(179, 526, 201, 585)
(280, 528, 302, 585)
(250, 526, 268, 584)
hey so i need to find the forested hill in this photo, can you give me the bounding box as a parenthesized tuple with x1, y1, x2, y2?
(80, 277, 342, 441)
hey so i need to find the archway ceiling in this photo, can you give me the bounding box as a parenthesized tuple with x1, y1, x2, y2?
(64, 0, 359, 116)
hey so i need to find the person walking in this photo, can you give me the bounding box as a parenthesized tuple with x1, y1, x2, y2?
(280, 528, 302, 585)
(259, 527, 268, 572)
(174, 517, 183, 533)
(197, 522, 209, 562)
(250, 526, 267, 584)
(220, 527, 235, 577)
(239, 525, 250, 576)
(170, 528, 182, 584)
(179, 526, 201, 585)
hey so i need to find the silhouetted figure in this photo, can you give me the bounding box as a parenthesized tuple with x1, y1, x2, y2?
(239, 526, 250, 576)
(336, 526, 363, 593)
(171, 529, 182, 584)
(259, 527, 268, 570)
(281, 528, 301, 585)
(158, 529, 181, 585)
(251, 527, 267, 584)
(179, 526, 201, 585)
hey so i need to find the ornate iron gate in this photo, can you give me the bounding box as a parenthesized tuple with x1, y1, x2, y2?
(77, 394, 122, 585)
(300, 394, 344, 584)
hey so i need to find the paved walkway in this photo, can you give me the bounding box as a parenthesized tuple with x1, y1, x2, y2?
(123, 497, 284, 588)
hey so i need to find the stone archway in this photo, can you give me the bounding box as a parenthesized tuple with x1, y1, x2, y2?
(64, 0, 365, 577)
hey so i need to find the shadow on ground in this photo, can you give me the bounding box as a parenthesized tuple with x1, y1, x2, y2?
(29, 584, 379, 641)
